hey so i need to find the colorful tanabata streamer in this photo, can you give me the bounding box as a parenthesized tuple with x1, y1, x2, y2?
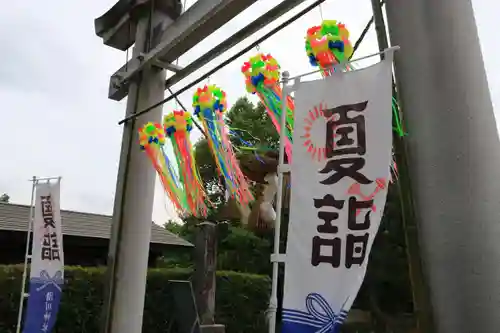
(193, 85, 254, 209)
(164, 110, 208, 217)
(305, 20, 406, 140)
(305, 20, 354, 76)
(242, 53, 294, 161)
(138, 122, 185, 213)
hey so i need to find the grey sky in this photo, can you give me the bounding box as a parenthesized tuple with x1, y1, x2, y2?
(0, 0, 497, 224)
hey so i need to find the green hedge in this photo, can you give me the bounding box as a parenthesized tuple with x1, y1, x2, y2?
(0, 265, 270, 333)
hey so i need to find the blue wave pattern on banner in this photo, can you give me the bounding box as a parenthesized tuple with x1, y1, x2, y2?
(282, 293, 348, 333)
(22, 270, 63, 333)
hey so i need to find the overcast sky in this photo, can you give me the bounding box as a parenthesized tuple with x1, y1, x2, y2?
(0, 0, 497, 224)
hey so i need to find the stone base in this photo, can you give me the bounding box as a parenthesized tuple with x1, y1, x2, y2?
(200, 324, 225, 333)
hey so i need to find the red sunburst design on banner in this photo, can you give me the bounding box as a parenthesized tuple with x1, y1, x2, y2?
(301, 102, 335, 162)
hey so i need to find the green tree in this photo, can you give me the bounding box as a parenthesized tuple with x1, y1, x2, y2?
(159, 220, 196, 269)
(0, 193, 10, 203)
(225, 97, 279, 149)
(163, 219, 272, 274)
(217, 225, 271, 274)
(194, 138, 225, 209)
(164, 219, 190, 238)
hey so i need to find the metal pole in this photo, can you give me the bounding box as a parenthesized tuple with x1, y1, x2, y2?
(370, 0, 389, 60)
(268, 71, 290, 333)
(100, 7, 173, 333)
(385, 0, 500, 331)
(16, 176, 37, 333)
(369, 1, 435, 332)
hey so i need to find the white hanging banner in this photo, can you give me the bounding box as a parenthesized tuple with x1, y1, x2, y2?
(23, 180, 64, 333)
(282, 54, 394, 332)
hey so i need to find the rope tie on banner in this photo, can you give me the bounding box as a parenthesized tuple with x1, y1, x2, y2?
(32, 270, 64, 292)
(282, 293, 349, 333)
(305, 293, 347, 333)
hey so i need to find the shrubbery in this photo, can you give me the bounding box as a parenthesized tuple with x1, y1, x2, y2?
(0, 265, 270, 333)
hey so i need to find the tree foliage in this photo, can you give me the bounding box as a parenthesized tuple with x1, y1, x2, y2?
(163, 219, 272, 275)
(225, 97, 279, 149)
(0, 265, 270, 333)
(193, 138, 224, 207)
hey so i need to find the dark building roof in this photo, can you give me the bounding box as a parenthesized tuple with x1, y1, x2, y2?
(0, 202, 191, 247)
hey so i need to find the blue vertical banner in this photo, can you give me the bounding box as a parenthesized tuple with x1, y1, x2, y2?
(23, 180, 64, 333)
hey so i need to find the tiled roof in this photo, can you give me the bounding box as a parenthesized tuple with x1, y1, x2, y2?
(0, 202, 192, 247)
